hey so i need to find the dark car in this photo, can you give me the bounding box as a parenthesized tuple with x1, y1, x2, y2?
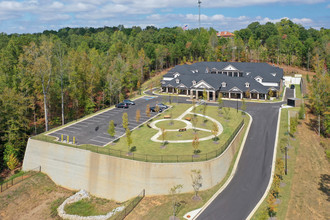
(116, 103, 128, 108)
(156, 103, 168, 109)
(123, 99, 135, 105)
(290, 85, 295, 89)
(150, 106, 164, 112)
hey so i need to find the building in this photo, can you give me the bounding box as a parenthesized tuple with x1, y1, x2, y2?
(161, 62, 284, 101)
(217, 31, 235, 38)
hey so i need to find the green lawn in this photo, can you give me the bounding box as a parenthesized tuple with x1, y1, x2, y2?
(107, 104, 244, 159)
(160, 130, 212, 141)
(294, 84, 302, 99)
(186, 114, 214, 131)
(155, 120, 187, 129)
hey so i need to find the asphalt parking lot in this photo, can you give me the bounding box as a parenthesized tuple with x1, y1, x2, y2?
(48, 95, 163, 146)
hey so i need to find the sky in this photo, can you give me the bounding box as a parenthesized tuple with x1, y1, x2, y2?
(0, 0, 329, 34)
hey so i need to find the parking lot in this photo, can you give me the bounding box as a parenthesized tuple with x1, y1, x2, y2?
(48, 95, 163, 146)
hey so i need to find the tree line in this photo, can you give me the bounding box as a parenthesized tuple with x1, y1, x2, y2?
(0, 18, 329, 172)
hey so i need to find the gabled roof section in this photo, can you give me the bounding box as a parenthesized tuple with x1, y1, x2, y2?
(222, 64, 238, 71)
(177, 83, 187, 88)
(193, 80, 214, 89)
(229, 86, 242, 92)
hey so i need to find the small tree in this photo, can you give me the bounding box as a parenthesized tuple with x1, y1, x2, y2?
(298, 103, 305, 119)
(267, 192, 277, 217)
(245, 89, 251, 99)
(217, 93, 223, 113)
(107, 120, 116, 137)
(223, 107, 230, 120)
(126, 128, 132, 153)
(275, 158, 285, 179)
(137, 80, 141, 95)
(122, 112, 128, 129)
(155, 105, 160, 113)
(241, 99, 247, 115)
(146, 104, 151, 117)
(169, 184, 183, 218)
(7, 154, 19, 171)
(160, 127, 167, 146)
(268, 89, 274, 99)
(191, 114, 198, 132)
(136, 109, 141, 123)
(290, 116, 298, 136)
(192, 133, 200, 154)
(191, 169, 202, 200)
(202, 89, 207, 101)
(212, 122, 218, 141)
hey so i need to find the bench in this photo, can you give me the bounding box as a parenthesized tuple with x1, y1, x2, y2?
(164, 115, 171, 119)
(185, 117, 191, 121)
(178, 128, 187, 132)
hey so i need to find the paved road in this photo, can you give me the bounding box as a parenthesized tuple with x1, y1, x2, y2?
(48, 95, 162, 146)
(196, 88, 295, 220)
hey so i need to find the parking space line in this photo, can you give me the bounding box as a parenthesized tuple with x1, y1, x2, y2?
(89, 139, 108, 144)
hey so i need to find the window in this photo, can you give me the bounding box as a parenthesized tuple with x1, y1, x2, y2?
(223, 72, 227, 75)
(245, 82, 250, 88)
(192, 80, 196, 86)
(221, 82, 226, 87)
(176, 79, 180, 84)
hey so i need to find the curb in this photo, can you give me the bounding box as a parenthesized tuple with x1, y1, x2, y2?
(246, 107, 282, 219)
(192, 112, 253, 219)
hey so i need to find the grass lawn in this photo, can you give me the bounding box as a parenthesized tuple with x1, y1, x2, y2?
(294, 84, 302, 99)
(155, 120, 187, 129)
(64, 196, 128, 218)
(160, 130, 212, 141)
(186, 114, 214, 131)
(107, 104, 244, 158)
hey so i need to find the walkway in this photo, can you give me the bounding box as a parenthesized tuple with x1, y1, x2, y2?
(149, 105, 223, 143)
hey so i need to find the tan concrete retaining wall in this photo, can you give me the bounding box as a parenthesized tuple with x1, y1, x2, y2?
(23, 124, 245, 202)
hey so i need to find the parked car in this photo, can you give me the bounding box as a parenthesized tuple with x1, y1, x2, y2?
(156, 103, 168, 109)
(290, 85, 295, 89)
(123, 99, 135, 105)
(116, 103, 128, 108)
(150, 106, 163, 112)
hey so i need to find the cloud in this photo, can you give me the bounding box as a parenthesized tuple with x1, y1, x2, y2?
(0, 0, 327, 34)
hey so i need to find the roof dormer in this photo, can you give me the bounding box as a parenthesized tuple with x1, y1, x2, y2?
(254, 76, 263, 83)
(176, 78, 180, 84)
(192, 80, 196, 86)
(174, 72, 180, 78)
(221, 82, 226, 87)
(245, 82, 250, 88)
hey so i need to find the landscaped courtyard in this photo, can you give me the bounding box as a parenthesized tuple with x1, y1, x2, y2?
(106, 103, 247, 161)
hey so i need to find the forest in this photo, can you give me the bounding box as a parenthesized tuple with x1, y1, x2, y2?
(0, 18, 329, 172)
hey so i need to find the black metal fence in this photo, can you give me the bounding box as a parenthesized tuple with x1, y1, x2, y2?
(113, 189, 145, 220)
(71, 119, 244, 163)
(0, 166, 41, 193)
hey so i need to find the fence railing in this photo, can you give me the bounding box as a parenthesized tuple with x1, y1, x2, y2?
(0, 166, 41, 193)
(113, 189, 145, 220)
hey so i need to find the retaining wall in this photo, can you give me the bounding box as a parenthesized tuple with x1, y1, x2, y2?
(23, 124, 245, 202)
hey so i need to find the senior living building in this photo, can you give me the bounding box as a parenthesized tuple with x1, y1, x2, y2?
(161, 62, 284, 101)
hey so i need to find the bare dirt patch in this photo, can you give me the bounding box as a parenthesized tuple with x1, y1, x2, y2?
(285, 116, 330, 220)
(0, 173, 73, 220)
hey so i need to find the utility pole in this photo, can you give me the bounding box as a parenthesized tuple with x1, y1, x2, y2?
(198, 0, 202, 30)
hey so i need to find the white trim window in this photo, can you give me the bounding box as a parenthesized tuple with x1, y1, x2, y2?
(245, 82, 250, 88)
(221, 82, 226, 87)
(192, 80, 196, 86)
(176, 78, 180, 84)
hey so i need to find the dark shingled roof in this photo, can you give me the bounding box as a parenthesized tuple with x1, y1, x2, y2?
(162, 62, 283, 93)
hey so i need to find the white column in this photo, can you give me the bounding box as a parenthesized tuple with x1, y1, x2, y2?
(240, 92, 243, 99)
(265, 94, 267, 100)
(229, 92, 231, 99)
(166, 87, 168, 93)
(207, 91, 210, 101)
(213, 91, 216, 101)
(257, 93, 260, 100)
(186, 89, 189, 96)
